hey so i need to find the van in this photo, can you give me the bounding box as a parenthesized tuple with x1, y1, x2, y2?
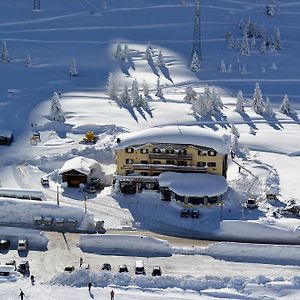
(17, 240, 28, 251)
(135, 260, 145, 275)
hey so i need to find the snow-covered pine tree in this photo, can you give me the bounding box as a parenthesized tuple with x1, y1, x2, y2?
(141, 95, 150, 111)
(220, 60, 226, 73)
(251, 36, 256, 48)
(249, 127, 256, 135)
(101, 0, 107, 10)
(69, 59, 78, 76)
(120, 85, 131, 105)
(270, 62, 278, 70)
(131, 79, 140, 107)
(147, 41, 154, 55)
(231, 123, 239, 137)
(227, 64, 232, 73)
(235, 90, 245, 113)
(241, 64, 247, 75)
(261, 67, 266, 73)
(227, 33, 235, 49)
(25, 54, 32, 68)
(114, 44, 126, 61)
(231, 125, 240, 152)
(203, 85, 214, 114)
(264, 97, 274, 116)
(190, 51, 200, 72)
(192, 94, 208, 116)
(240, 29, 250, 56)
(123, 44, 129, 59)
(273, 27, 282, 50)
(106, 72, 118, 99)
(155, 78, 164, 98)
(212, 88, 223, 112)
(1, 41, 10, 63)
(33, 0, 41, 11)
(252, 82, 264, 114)
(279, 94, 294, 114)
(156, 49, 165, 67)
(142, 80, 150, 97)
(49, 92, 65, 122)
(260, 39, 267, 53)
(184, 86, 197, 103)
(145, 46, 152, 60)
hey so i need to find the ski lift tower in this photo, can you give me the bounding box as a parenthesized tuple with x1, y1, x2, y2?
(33, 0, 41, 10)
(192, 0, 202, 60)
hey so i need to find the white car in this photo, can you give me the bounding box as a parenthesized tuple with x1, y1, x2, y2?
(40, 177, 49, 186)
(17, 240, 28, 251)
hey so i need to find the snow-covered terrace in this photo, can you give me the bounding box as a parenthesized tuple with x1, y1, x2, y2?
(114, 126, 228, 154)
(159, 172, 228, 197)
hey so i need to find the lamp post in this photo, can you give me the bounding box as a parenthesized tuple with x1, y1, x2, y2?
(84, 195, 87, 213)
(56, 185, 60, 207)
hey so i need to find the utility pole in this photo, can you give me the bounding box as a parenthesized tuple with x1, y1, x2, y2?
(33, 0, 41, 11)
(192, 0, 202, 59)
(56, 185, 60, 206)
(84, 195, 87, 213)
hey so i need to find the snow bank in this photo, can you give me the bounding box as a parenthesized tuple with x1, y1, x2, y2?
(219, 220, 300, 244)
(78, 234, 172, 257)
(114, 126, 228, 154)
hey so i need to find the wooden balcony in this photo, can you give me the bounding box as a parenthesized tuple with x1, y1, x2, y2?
(132, 163, 207, 173)
(149, 153, 193, 160)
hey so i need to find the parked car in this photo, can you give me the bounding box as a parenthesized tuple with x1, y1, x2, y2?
(80, 263, 90, 270)
(40, 176, 49, 186)
(180, 209, 190, 218)
(245, 198, 258, 209)
(152, 266, 162, 276)
(5, 260, 16, 271)
(191, 210, 200, 218)
(64, 266, 75, 272)
(119, 264, 129, 273)
(0, 239, 10, 250)
(135, 260, 146, 275)
(17, 240, 28, 251)
(101, 263, 111, 271)
(18, 261, 29, 275)
(83, 185, 97, 194)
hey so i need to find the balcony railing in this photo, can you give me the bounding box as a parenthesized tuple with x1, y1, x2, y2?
(149, 153, 193, 160)
(132, 163, 207, 173)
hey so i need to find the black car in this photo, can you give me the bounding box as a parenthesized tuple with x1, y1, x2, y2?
(0, 239, 10, 250)
(180, 209, 190, 218)
(152, 266, 162, 276)
(64, 266, 75, 272)
(191, 210, 200, 218)
(18, 261, 30, 275)
(118, 264, 129, 273)
(101, 263, 111, 271)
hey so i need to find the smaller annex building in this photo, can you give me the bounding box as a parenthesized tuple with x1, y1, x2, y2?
(59, 156, 112, 188)
(113, 126, 229, 205)
(0, 129, 13, 145)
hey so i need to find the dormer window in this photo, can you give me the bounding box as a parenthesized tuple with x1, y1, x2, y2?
(125, 147, 134, 153)
(165, 148, 175, 154)
(178, 149, 187, 155)
(125, 158, 134, 164)
(153, 148, 161, 153)
(198, 150, 207, 156)
(208, 150, 217, 156)
(140, 148, 149, 154)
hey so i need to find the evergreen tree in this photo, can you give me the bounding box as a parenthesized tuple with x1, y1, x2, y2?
(101, 0, 107, 9)
(184, 86, 197, 103)
(240, 29, 250, 56)
(141, 94, 150, 111)
(69, 59, 78, 76)
(145, 46, 152, 60)
(123, 44, 129, 59)
(114, 44, 126, 61)
(241, 64, 247, 75)
(249, 127, 256, 135)
(192, 94, 208, 115)
(147, 41, 154, 55)
(190, 51, 200, 72)
(212, 88, 223, 112)
(227, 64, 232, 73)
(279, 94, 294, 114)
(142, 80, 150, 97)
(251, 36, 256, 48)
(120, 85, 131, 105)
(1, 41, 9, 63)
(203, 85, 214, 114)
(252, 82, 264, 114)
(49, 92, 65, 122)
(264, 97, 274, 116)
(25, 54, 32, 68)
(231, 125, 240, 152)
(156, 49, 165, 67)
(225, 32, 235, 49)
(131, 79, 140, 107)
(220, 60, 226, 73)
(273, 27, 282, 50)
(270, 62, 278, 70)
(261, 67, 266, 73)
(106, 72, 118, 99)
(155, 78, 164, 98)
(235, 90, 245, 113)
(260, 39, 267, 53)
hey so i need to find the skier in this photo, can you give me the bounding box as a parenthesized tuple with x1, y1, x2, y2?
(88, 282, 92, 292)
(79, 257, 83, 267)
(19, 290, 25, 300)
(110, 289, 115, 300)
(30, 274, 35, 285)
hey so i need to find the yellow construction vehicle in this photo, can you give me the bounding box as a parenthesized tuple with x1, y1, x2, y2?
(81, 131, 97, 144)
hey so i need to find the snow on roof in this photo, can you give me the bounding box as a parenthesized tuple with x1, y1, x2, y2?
(159, 172, 228, 197)
(58, 156, 98, 176)
(0, 129, 12, 138)
(114, 126, 228, 154)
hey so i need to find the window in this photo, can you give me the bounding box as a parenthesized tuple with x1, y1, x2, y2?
(125, 170, 134, 175)
(166, 160, 175, 165)
(153, 160, 161, 164)
(141, 172, 149, 176)
(153, 148, 161, 153)
(178, 149, 187, 155)
(125, 147, 134, 153)
(208, 150, 217, 156)
(152, 172, 161, 176)
(197, 162, 206, 167)
(198, 150, 207, 156)
(207, 162, 216, 167)
(165, 148, 175, 154)
(125, 158, 134, 164)
(140, 160, 148, 164)
(178, 161, 187, 166)
(140, 148, 149, 154)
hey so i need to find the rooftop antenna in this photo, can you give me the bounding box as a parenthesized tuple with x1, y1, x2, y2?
(192, 0, 202, 59)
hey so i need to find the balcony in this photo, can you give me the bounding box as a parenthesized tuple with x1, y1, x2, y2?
(132, 163, 207, 173)
(149, 153, 192, 160)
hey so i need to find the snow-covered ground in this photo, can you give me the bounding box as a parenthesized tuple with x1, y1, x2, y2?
(1, 0, 300, 298)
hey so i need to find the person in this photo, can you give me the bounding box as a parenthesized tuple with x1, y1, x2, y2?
(88, 282, 92, 292)
(238, 166, 241, 173)
(19, 290, 25, 300)
(30, 274, 35, 285)
(110, 289, 115, 300)
(79, 257, 83, 267)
